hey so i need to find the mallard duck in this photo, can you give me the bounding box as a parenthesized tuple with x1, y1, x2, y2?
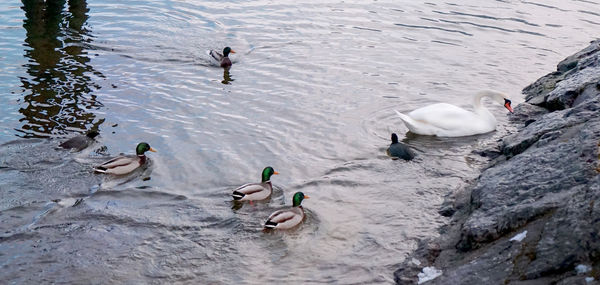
(93, 142, 156, 175)
(264, 192, 310, 230)
(209, 47, 236, 68)
(386, 133, 415, 161)
(395, 90, 513, 137)
(60, 130, 100, 151)
(232, 166, 278, 201)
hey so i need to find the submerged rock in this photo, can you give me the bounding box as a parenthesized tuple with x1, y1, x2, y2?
(395, 39, 600, 284)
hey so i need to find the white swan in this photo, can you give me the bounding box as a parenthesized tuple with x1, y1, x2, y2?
(394, 90, 513, 137)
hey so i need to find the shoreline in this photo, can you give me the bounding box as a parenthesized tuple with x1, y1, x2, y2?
(395, 39, 600, 284)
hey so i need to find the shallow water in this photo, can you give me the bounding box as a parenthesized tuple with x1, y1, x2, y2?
(1, 0, 598, 283)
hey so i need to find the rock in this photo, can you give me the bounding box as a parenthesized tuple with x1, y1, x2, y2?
(523, 40, 600, 111)
(394, 240, 442, 284)
(502, 91, 600, 158)
(544, 67, 600, 110)
(395, 40, 600, 284)
(508, 103, 549, 127)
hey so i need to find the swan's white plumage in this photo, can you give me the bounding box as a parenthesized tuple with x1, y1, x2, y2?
(395, 90, 510, 137)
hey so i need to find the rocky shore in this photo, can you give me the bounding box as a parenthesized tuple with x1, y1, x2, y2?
(395, 40, 600, 284)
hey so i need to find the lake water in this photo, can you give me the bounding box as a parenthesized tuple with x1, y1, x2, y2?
(1, 0, 598, 283)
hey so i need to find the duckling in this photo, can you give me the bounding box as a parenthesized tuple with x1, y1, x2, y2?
(264, 192, 309, 230)
(209, 47, 236, 68)
(93, 142, 156, 175)
(386, 133, 415, 161)
(232, 166, 278, 201)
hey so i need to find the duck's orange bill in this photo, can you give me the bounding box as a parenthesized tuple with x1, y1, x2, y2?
(273, 171, 279, 175)
(505, 102, 514, 113)
(304, 195, 310, 199)
(230, 50, 237, 54)
(149, 147, 157, 152)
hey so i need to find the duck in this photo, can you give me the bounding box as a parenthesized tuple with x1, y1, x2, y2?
(232, 166, 278, 201)
(264, 192, 309, 230)
(394, 90, 513, 137)
(93, 142, 156, 175)
(386, 133, 415, 160)
(209, 47, 236, 68)
(59, 130, 100, 151)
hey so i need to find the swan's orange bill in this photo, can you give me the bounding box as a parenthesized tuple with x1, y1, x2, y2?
(273, 171, 279, 175)
(304, 195, 310, 199)
(149, 147, 157, 152)
(505, 102, 514, 113)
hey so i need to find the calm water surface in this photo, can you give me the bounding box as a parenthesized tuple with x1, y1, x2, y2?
(1, 0, 598, 283)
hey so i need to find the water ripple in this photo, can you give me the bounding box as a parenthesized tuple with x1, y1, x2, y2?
(394, 23, 474, 36)
(1, 0, 598, 283)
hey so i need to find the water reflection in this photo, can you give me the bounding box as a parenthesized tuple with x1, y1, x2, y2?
(222, 68, 234, 85)
(18, 0, 104, 138)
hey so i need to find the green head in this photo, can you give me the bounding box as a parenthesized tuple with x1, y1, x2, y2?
(223, 47, 236, 57)
(136, 142, 157, 155)
(292, 191, 309, 207)
(261, 166, 279, 182)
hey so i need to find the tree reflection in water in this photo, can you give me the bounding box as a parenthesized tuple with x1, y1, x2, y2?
(18, 0, 104, 138)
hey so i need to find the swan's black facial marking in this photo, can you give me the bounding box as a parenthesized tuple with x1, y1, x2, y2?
(504, 98, 514, 113)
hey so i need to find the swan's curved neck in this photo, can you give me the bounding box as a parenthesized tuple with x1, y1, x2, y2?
(472, 90, 504, 111)
(471, 91, 505, 126)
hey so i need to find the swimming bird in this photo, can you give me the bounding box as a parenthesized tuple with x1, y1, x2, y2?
(209, 47, 236, 68)
(93, 142, 156, 175)
(386, 133, 415, 160)
(232, 166, 278, 201)
(59, 130, 100, 151)
(394, 90, 513, 137)
(264, 192, 309, 230)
